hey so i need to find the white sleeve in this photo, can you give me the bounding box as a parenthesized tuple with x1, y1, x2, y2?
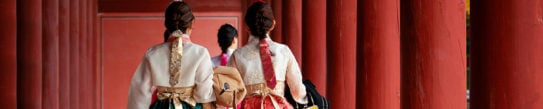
(127, 55, 154, 109)
(284, 47, 308, 104)
(193, 49, 216, 103)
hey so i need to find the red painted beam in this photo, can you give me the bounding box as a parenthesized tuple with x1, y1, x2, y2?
(0, 0, 17, 108)
(69, 0, 80, 108)
(400, 0, 466, 108)
(301, 0, 327, 96)
(357, 0, 400, 108)
(59, 0, 71, 108)
(470, 0, 543, 108)
(43, 0, 60, 108)
(326, 0, 357, 108)
(17, 0, 43, 108)
(98, 0, 241, 13)
(282, 0, 302, 67)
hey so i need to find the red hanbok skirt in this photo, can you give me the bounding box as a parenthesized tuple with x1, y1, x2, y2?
(240, 95, 293, 109)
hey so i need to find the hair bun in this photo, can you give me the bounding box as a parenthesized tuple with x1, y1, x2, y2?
(245, 2, 274, 40)
(163, 2, 194, 42)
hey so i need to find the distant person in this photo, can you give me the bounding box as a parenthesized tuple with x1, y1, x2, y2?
(228, 1, 307, 109)
(211, 24, 239, 67)
(127, 1, 215, 109)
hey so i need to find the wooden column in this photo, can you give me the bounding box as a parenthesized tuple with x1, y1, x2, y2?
(79, 0, 89, 108)
(59, 0, 71, 108)
(69, 0, 80, 108)
(470, 0, 543, 108)
(282, 0, 302, 66)
(357, 0, 400, 108)
(43, 0, 60, 108)
(86, 0, 94, 108)
(240, 0, 251, 45)
(270, 0, 283, 42)
(0, 0, 17, 108)
(301, 0, 327, 95)
(400, 0, 466, 108)
(90, 0, 98, 108)
(17, 0, 43, 108)
(326, 0, 357, 108)
(92, 0, 100, 108)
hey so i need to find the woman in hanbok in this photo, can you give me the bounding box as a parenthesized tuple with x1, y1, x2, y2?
(211, 24, 238, 67)
(127, 1, 215, 109)
(228, 1, 307, 109)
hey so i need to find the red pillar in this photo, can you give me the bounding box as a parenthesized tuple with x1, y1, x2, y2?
(90, 0, 98, 108)
(301, 0, 327, 95)
(92, 0, 100, 108)
(326, 0, 357, 108)
(69, 0, 80, 108)
(0, 0, 17, 108)
(240, 0, 252, 45)
(270, 0, 283, 42)
(86, 0, 94, 108)
(400, 0, 466, 108)
(59, 0, 71, 108)
(357, 0, 400, 108)
(282, 0, 302, 66)
(470, 0, 543, 108)
(17, 0, 43, 108)
(79, 0, 89, 108)
(43, 0, 60, 108)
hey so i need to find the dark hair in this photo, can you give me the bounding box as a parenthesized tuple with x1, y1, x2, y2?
(163, 2, 195, 42)
(217, 24, 238, 53)
(245, 2, 275, 40)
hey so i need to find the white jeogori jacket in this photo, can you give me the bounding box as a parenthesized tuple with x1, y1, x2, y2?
(127, 38, 215, 109)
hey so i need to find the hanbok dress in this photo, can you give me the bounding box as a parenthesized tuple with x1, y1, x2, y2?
(127, 31, 215, 109)
(228, 35, 307, 109)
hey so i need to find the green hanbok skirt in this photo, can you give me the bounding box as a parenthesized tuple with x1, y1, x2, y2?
(149, 99, 202, 109)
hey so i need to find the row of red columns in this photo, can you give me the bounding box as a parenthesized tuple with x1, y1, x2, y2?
(0, 0, 99, 108)
(278, 0, 464, 108)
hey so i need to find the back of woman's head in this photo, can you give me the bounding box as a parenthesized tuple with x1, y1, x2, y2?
(217, 24, 238, 53)
(245, 2, 275, 40)
(163, 1, 195, 42)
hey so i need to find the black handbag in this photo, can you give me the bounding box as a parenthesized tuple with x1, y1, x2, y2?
(285, 80, 330, 109)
